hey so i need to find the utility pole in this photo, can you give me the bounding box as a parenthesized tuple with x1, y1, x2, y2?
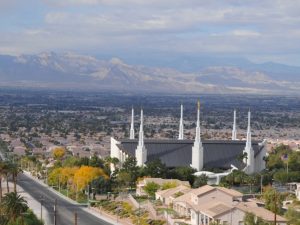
(74, 211, 78, 225)
(54, 199, 57, 225)
(87, 184, 90, 206)
(67, 182, 69, 197)
(274, 192, 277, 225)
(76, 180, 79, 202)
(40, 196, 44, 221)
(58, 175, 61, 192)
(260, 174, 263, 195)
(45, 168, 48, 185)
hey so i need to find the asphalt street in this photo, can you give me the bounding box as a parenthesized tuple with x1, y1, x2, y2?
(18, 173, 114, 225)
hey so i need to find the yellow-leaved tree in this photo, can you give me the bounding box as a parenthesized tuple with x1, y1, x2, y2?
(52, 147, 66, 159)
(48, 167, 62, 186)
(60, 167, 78, 187)
(73, 166, 108, 191)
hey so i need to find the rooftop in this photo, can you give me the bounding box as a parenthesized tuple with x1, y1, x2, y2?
(116, 138, 264, 169)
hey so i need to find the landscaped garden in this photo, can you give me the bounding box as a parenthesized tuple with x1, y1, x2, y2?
(94, 200, 165, 225)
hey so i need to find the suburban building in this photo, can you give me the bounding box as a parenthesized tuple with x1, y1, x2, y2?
(155, 185, 191, 206)
(136, 177, 190, 196)
(167, 185, 287, 225)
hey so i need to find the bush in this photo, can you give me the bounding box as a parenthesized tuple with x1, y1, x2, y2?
(143, 182, 160, 198)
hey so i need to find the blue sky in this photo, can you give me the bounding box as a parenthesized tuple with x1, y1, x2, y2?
(1, 0, 300, 66)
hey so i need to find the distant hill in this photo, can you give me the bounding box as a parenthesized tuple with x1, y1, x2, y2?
(0, 52, 299, 95)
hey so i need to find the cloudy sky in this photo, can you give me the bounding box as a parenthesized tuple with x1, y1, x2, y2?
(1, 0, 300, 66)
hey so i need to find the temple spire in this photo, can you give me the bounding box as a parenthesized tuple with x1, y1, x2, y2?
(232, 109, 237, 140)
(138, 109, 144, 147)
(243, 109, 254, 174)
(135, 109, 147, 166)
(178, 104, 184, 140)
(130, 107, 135, 139)
(195, 100, 201, 143)
(191, 100, 204, 171)
(245, 110, 251, 149)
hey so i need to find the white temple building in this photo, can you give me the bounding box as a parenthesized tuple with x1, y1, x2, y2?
(111, 103, 267, 174)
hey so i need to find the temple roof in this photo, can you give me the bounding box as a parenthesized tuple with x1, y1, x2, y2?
(116, 139, 264, 170)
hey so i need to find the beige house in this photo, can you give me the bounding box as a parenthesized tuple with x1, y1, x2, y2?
(156, 185, 191, 206)
(173, 185, 243, 219)
(172, 185, 287, 225)
(136, 178, 190, 196)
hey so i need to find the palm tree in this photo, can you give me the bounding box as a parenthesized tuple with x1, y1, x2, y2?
(3, 162, 10, 194)
(0, 162, 6, 202)
(1, 192, 28, 222)
(9, 163, 22, 193)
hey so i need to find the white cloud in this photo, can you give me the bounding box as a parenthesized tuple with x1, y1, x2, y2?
(231, 30, 261, 37)
(1, 0, 300, 65)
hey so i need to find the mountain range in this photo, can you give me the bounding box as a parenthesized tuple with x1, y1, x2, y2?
(0, 52, 300, 95)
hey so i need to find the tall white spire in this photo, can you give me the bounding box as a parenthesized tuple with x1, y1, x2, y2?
(245, 110, 251, 149)
(138, 109, 144, 147)
(195, 101, 201, 143)
(191, 101, 204, 171)
(135, 109, 147, 166)
(178, 104, 184, 140)
(232, 109, 237, 140)
(130, 107, 135, 139)
(243, 110, 254, 174)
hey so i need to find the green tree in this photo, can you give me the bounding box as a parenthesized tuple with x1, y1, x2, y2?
(62, 156, 81, 167)
(89, 155, 104, 168)
(244, 212, 269, 225)
(3, 162, 11, 193)
(193, 174, 208, 188)
(273, 170, 289, 184)
(262, 187, 283, 214)
(143, 182, 160, 198)
(103, 157, 119, 174)
(168, 167, 196, 185)
(120, 156, 139, 188)
(0, 192, 28, 222)
(285, 207, 300, 225)
(0, 162, 6, 201)
(116, 170, 131, 190)
(22, 209, 44, 225)
(8, 163, 22, 193)
(287, 152, 300, 171)
(143, 159, 167, 178)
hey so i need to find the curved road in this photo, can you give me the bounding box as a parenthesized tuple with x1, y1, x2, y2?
(18, 173, 114, 225)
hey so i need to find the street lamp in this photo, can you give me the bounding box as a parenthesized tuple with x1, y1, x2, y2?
(40, 195, 44, 221)
(54, 199, 57, 225)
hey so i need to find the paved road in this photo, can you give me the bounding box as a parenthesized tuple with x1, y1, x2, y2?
(18, 173, 114, 225)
